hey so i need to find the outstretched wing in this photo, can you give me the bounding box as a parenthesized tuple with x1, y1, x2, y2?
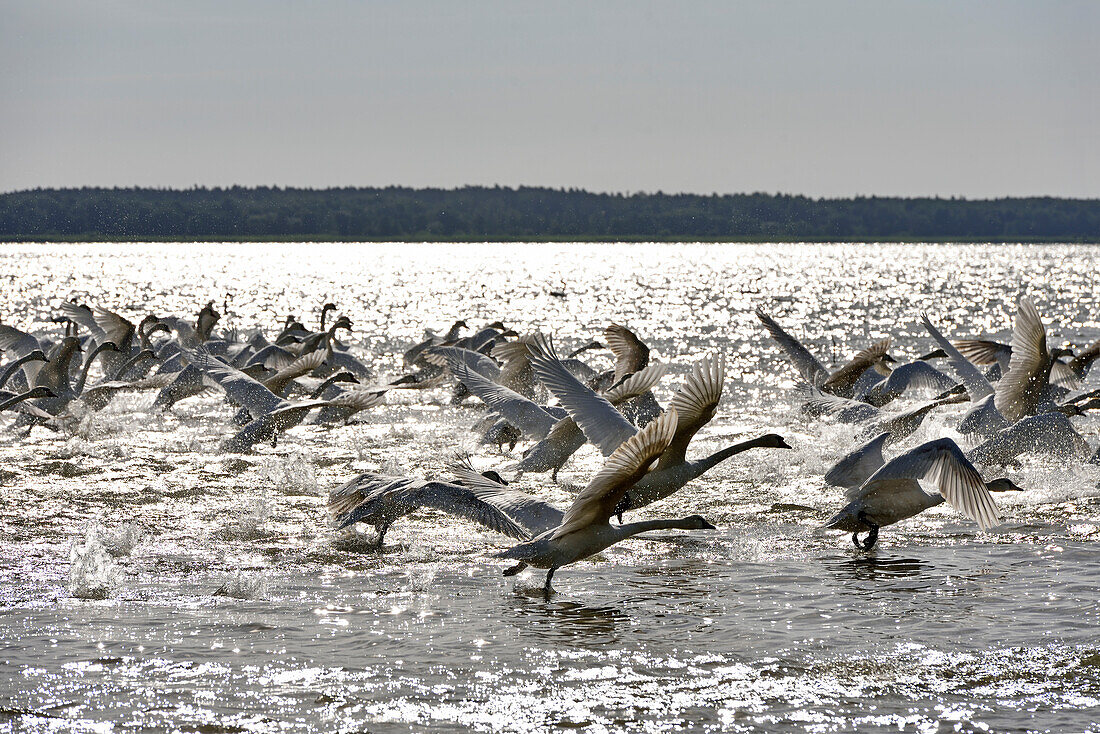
(920, 314, 994, 401)
(528, 333, 639, 456)
(862, 438, 1001, 530)
(553, 409, 677, 539)
(755, 307, 830, 387)
(604, 324, 650, 383)
(995, 298, 1048, 423)
(452, 361, 556, 440)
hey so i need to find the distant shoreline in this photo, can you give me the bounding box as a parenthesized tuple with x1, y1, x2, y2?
(3, 236, 1097, 244)
(3, 186, 1098, 242)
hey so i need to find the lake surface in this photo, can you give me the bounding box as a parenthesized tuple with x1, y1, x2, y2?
(1, 242, 1099, 733)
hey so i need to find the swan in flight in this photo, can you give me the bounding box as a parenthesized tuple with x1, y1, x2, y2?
(183, 347, 377, 452)
(994, 299, 1060, 423)
(328, 472, 531, 548)
(755, 307, 894, 397)
(825, 438, 1020, 550)
(493, 409, 717, 594)
(527, 336, 790, 515)
(966, 412, 1092, 465)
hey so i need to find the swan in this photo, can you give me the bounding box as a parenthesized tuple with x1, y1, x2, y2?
(825, 438, 1020, 549)
(403, 320, 468, 367)
(493, 409, 717, 594)
(527, 336, 791, 514)
(755, 307, 894, 397)
(182, 347, 373, 453)
(994, 299, 1061, 422)
(512, 363, 666, 479)
(966, 412, 1092, 464)
(327, 472, 530, 548)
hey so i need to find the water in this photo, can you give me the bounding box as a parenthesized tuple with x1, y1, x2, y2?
(1, 242, 1099, 733)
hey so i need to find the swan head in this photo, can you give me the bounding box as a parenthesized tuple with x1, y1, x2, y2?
(26, 350, 48, 362)
(331, 315, 353, 332)
(1051, 347, 1074, 359)
(685, 515, 717, 530)
(759, 434, 792, 449)
(26, 387, 57, 399)
(986, 478, 1024, 493)
(480, 470, 508, 486)
(918, 348, 947, 361)
(485, 321, 506, 331)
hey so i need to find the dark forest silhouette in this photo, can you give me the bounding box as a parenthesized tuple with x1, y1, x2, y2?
(1, 186, 1097, 241)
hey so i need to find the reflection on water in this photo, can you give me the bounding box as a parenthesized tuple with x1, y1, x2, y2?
(0, 242, 1098, 732)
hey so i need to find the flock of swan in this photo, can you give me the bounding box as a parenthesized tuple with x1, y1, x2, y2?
(2, 296, 1098, 594)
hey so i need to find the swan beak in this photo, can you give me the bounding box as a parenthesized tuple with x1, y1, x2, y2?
(776, 437, 793, 449)
(700, 518, 717, 530)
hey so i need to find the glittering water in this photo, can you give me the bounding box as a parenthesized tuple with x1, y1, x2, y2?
(1, 242, 1099, 733)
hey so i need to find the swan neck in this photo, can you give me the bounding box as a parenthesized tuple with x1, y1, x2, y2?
(0, 354, 32, 390)
(695, 437, 775, 475)
(618, 517, 701, 537)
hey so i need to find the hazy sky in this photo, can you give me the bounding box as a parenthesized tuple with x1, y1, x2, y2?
(2, 1, 1097, 197)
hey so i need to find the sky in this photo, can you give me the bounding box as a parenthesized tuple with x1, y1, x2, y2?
(2, 1, 1097, 197)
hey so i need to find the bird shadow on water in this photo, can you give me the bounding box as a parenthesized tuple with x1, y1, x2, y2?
(821, 554, 935, 590)
(502, 588, 629, 646)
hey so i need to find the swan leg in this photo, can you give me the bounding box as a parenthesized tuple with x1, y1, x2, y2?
(543, 567, 556, 596)
(856, 511, 879, 551)
(503, 562, 527, 577)
(375, 524, 388, 549)
(612, 494, 630, 524)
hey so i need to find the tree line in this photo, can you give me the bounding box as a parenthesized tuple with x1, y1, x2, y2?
(1, 186, 1097, 241)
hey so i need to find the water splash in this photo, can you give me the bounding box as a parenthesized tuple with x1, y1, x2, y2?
(68, 523, 121, 599)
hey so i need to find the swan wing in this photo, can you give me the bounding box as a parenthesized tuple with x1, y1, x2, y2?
(427, 346, 502, 380)
(452, 361, 556, 440)
(528, 333, 638, 456)
(995, 298, 1048, 423)
(953, 339, 1012, 368)
(825, 432, 889, 492)
(755, 307, 830, 387)
(185, 346, 285, 417)
(59, 302, 105, 340)
(602, 362, 666, 404)
(802, 386, 880, 423)
(411, 481, 531, 541)
(882, 361, 958, 396)
(604, 323, 651, 383)
(1049, 360, 1078, 390)
(93, 307, 135, 349)
(553, 409, 677, 539)
(0, 325, 46, 385)
(920, 314, 994, 400)
(666, 353, 725, 452)
(863, 438, 1001, 530)
(446, 459, 565, 534)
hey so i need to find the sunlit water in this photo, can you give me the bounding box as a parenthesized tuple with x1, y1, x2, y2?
(2, 242, 1099, 733)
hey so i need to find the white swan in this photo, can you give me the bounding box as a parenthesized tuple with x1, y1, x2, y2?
(493, 409, 717, 594)
(825, 438, 1019, 549)
(755, 307, 894, 397)
(527, 337, 790, 514)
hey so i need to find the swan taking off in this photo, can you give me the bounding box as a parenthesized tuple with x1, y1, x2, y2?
(825, 438, 1019, 550)
(493, 409, 717, 594)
